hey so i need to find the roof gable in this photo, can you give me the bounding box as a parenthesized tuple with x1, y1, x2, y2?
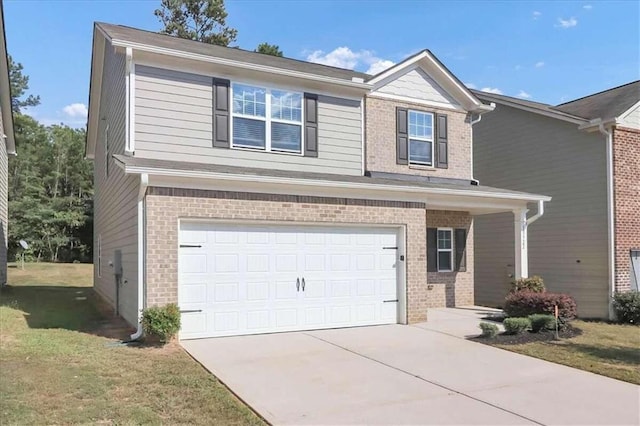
(375, 66, 460, 109)
(368, 50, 490, 113)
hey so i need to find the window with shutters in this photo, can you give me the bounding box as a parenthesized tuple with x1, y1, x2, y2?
(408, 110, 434, 166)
(437, 228, 453, 272)
(231, 83, 303, 153)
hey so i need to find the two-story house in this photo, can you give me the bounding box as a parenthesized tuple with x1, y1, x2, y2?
(0, 2, 16, 286)
(473, 82, 639, 319)
(86, 23, 549, 340)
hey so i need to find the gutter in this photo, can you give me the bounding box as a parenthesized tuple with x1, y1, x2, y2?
(130, 173, 149, 340)
(526, 199, 545, 225)
(121, 164, 552, 203)
(595, 122, 616, 320)
(109, 39, 373, 91)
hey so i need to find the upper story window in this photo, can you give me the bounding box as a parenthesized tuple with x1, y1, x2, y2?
(408, 110, 434, 166)
(231, 83, 303, 154)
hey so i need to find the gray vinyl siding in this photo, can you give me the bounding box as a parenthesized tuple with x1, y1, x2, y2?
(0, 112, 6, 284)
(93, 41, 139, 326)
(474, 104, 609, 318)
(376, 68, 458, 107)
(619, 104, 640, 129)
(134, 65, 362, 175)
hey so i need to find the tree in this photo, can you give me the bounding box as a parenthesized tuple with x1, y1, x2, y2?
(8, 55, 40, 113)
(154, 0, 238, 46)
(255, 42, 283, 57)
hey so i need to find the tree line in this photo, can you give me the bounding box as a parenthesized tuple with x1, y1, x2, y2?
(7, 0, 279, 263)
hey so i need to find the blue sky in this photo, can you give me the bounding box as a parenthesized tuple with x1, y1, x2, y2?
(4, 0, 639, 127)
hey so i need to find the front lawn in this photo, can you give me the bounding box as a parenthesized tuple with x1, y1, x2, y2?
(0, 263, 264, 425)
(490, 320, 640, 385)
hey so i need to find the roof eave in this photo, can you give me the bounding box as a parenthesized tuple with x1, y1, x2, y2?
(110, 38, 373, 91)
(85, 25, 107, 160)
(0, 2, 15, 155)
(114, 158, 551, 204)
(475, 92, 588, 124)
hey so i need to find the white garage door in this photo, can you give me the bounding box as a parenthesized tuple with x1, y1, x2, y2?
(178, 222, 401, 339)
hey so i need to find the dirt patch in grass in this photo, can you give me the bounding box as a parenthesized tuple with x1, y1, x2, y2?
(1, 263, 265, 425)
(476, 320, 640, 385)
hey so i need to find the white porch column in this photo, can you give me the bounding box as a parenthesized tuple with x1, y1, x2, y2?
(514, 208, 529, 279)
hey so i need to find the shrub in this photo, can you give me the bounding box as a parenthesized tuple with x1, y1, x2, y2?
(141, 303, 181, 343)
(510, 275, 545, 293)
(612, 292, 640, 325)
(478, 322, 499, 338)
(504, 291, 577, 323)
(503, 317, 531, 334)
(528, 314, 556, 332)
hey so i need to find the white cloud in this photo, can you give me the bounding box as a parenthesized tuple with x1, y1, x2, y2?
(306, 46, 394, 75)
(517, 90, 532, 99)
(62, 103, 88, 119)
(535, 61, 545, 68)
(480, 87, 503, 95)
(556, 17, 578, 28)
(532, 11, 542, 20)
(366, 59, 395, 75)
(465, 82, 477, 89)
(583, 5, 592, 10)
(515, 64, 522, 71)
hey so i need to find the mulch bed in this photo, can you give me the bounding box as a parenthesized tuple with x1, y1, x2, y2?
(473, 325, 583, 345)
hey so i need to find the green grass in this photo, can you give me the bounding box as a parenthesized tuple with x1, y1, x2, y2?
(494, 320, 640, 384)
(0, 263, 264, 425)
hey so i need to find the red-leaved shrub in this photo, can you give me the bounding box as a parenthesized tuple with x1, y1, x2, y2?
(504, 291, 577, 322)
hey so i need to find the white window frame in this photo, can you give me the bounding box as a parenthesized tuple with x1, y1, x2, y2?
(437, 227, 453, 272)
(408, 110, 434, 167)
(230, 82, 304, 155)
(97, 234, 102, 278)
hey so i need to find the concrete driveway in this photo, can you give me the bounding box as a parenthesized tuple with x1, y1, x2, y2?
(182, 324, 639, 425)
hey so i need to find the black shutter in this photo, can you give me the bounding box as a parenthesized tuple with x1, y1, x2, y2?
(455, 228, 467, 272)
(435, 114, 448, 168)
(396, 107, 408, 165)
(427, 228, 437, 272)
(213, 78, 230, 148)
(304, 93, 318, 157)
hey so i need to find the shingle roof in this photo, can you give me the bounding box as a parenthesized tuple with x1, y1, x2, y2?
(113, 155, 549, 201)
(96, 22, 370, 82)
(471, 90, 586, 122)
(473, 81, 640, 122)
(554, 80, 640, 120)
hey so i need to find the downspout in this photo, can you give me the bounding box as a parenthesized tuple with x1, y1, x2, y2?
(597, 123, 615, 320)
(526, 199, 545, 225)
(130, 173, 149, 340)
(469, 102, 494, 183)
(360, 96, 365, 176)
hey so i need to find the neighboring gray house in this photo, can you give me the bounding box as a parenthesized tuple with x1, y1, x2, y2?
(0, 1, 16, 285)
(86, 23, 548, 340)
(473, 82, 640, 319)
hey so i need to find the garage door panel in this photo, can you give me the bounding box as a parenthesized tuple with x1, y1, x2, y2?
(181, 254, 208, 273)
(179, 223, 400, 339)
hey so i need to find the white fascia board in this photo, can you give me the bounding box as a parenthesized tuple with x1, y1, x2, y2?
(367, 51, 429, 86)
(477, 93, 587, 125)
(86, 31, 106, 160)
(578, 117, 618, 132)
(123, 164, 551, 204)
(368, 51, 482, 111)
(618, 100, 640, 121)
(110, 39, 373, 91)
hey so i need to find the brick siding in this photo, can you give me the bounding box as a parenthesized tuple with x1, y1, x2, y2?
(364, 96, 472, 180)
(426, 210, 474, 307)
(612, 126, 640, 292)
(145, 188, 475, 324)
